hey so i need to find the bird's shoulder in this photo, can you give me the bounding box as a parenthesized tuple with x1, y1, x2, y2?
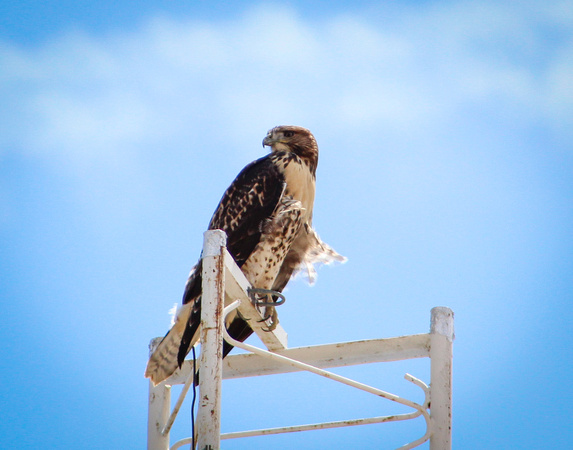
(208, 154, 284, 231)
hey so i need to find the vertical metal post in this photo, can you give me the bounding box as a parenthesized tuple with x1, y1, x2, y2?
(148, 338, 171, 450)
(197, 230, 227, 450)
(429, 307, 454, 450)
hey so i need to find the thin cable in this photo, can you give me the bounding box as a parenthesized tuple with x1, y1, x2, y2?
(191, 345, 197, 450)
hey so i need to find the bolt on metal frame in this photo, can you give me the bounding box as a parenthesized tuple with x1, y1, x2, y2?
(147, 230, 454, 450)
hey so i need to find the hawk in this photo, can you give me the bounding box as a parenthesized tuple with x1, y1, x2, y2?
(145, 125, 345, 385)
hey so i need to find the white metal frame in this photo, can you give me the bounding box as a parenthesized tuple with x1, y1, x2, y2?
(147, 230, 454, 450)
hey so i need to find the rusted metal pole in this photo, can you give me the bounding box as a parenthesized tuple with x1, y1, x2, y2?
(429, 307, 454, 450)
(147, 337, 170, 450)
(196, 230, 226, 450)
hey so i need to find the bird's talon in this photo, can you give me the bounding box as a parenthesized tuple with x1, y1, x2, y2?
(265, 321, 278, 332)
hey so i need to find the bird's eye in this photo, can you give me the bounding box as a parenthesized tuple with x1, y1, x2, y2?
(283, 131, 294, 138)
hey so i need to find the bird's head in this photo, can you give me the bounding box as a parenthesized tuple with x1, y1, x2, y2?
(262, 125, 318, 174)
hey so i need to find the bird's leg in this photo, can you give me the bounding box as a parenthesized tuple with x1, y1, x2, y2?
(262, 305, 279, 332)
(253, 291, 271, 322)
(255, 300, 279, 331)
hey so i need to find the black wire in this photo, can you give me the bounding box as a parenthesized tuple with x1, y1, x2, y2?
(191, 345, 197, 450)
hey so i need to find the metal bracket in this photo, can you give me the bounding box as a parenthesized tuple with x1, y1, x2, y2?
(147, 230, 454, 450)
(217, 300, 432, 449)
(248, 287, 286, 307)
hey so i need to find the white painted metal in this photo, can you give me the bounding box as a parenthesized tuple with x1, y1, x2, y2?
(170, 373, 428, 450)
(220, 301, 432, 449)
(161, 368, 195, 437)
(223, 333, 430, 379)
(196, 230, 226, 450)
(221, 301, 425, 412)
(219, 372, 429, 444)
(146, 230, 455, 449)
(148, 381, 170, 450)
(429, 307, 454, 450)
(168, 334, 430, 384)
(147, 338, 170, 450)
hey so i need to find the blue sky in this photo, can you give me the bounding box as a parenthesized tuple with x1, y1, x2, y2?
(1, 1, 572, 448)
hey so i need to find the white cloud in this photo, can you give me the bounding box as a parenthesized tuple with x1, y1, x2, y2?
(0, 0, 571, 176)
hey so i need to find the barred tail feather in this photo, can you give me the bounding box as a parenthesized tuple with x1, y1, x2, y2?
(145, 302, 195, 385)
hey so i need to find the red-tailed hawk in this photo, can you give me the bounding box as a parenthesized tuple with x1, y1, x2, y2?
(145, 125, 345, 385)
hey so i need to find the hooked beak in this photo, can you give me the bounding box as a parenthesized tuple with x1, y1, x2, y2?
(262, 133, 274, 148)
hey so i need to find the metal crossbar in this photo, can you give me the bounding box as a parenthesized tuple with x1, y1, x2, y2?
(147, 230, 454, 449)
